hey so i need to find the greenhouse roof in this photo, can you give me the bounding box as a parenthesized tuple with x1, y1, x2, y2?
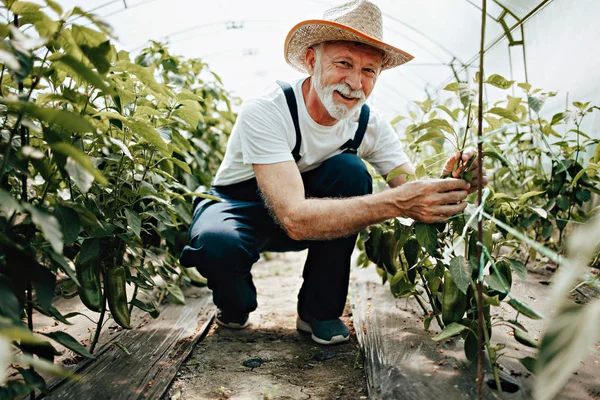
(56, 0, 600, 126)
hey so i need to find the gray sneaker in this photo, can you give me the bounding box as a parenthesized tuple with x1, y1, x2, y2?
(296, 310, 350, 345)
(215, 309, 250, 329)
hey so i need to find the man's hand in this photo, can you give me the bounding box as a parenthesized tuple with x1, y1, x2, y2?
(392, 178, 470, 223)
(441, 147, 489, 194)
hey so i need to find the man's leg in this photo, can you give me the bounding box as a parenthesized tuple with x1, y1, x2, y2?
(179, 185, 307, 326)
(298, 153, 373, 321)
(179, 197, 268, 322)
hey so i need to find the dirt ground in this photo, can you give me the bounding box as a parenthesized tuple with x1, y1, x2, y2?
(165, 251, 368, 400)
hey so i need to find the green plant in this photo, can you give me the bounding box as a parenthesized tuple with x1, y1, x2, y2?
(0, 2, 235, 397)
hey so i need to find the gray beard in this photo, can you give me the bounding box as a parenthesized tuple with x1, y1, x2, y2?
(312, 63, 366, 121)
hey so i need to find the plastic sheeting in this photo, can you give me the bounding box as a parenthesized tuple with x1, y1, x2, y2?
(56, 0, 599, 132)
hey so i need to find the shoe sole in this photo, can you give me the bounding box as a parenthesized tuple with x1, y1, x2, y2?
(215, 317, 250, 330)
(296, 316, 349, 345)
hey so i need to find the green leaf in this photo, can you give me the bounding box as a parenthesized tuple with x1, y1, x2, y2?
(0, 276, 22, 322)
(108, 137, 133, 160)
(10, 1, 41, 13)
(506, 96, 521, 113)
(550, 112, 565, 126)
(173, 105, 200, 128)
(485, 74, 515, 89)
(443, 82, 459, 92)
(64, 157, 94, 193)
(0, 99, 95, 133)
(415, 131, 446, 145)
(411, 118, 455, 135)
(485, 274, 506, 294)
(390, 115, 406, 125)
(415, 223, 438, 257)
(79, 238, 100, 264)
(507, 258, 527, 280)
(12, 354, 77, 378)
(45, 0, 63, 15)
(432, 322, 467, 341)
(170, 158, 191, 174)
(129, 298, 159, 318)
(43, 331, 94, 359)
(519, 356, 537, 373)
(54, 206, 80, 245)
(0, 188, 22, 216)
(518, 82, 532, 92)
(22, 203, 63, 255)
(71, 24, 107, 47)
(124, 120, 170, 156)
(183, 192, 223, 202)
(448, 256, 470, 295)
(528, 93, 548, 114)
(124, 209, 141, 239)
(50, 142, 109, 186)
(518, 190, 545, 204)
(115, 61, 170, 96)
(54, 55, 115, 94)
(534, 301, 600, 400)
(528, 206, 547, 219)
(507, 298, 543, 320)
(488, 107, 520, 122)
(166, 284, 185, 305)
(80, 40, 111, 75)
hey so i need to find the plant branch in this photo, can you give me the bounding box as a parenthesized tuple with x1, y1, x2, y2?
(476, 1, 487, 398)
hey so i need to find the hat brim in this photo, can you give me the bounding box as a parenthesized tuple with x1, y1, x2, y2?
(284, 19, 414, 73)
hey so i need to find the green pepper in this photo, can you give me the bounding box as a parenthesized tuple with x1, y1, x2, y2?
(106, 266, 131, 329)
(75, 261, 103, 312)
(442, 270, 467, 326)
(364, 225, 383, 266)
(378, 229, 398, 276)
(183, 267, 207, 287)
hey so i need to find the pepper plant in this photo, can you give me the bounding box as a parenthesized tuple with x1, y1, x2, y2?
(0, 1, 235, 398)
(357, 68, 599, 392)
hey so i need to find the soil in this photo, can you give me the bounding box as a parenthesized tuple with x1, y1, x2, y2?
(165, 251, 368, 400)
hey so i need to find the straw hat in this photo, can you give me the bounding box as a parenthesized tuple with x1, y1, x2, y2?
(284, 0, 414, 73)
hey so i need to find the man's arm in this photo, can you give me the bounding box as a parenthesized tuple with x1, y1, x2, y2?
(254, 161, 469, 241)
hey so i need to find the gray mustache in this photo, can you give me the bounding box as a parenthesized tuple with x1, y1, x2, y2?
(331, 84, 364, 100)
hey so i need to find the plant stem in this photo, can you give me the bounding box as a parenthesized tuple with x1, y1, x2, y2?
(476, 1, 487, 398)
(89, 266, 107, 354)
(417, 269, 444, 329)
(128, 284, 138, 315)
(413, 293, 430, 317)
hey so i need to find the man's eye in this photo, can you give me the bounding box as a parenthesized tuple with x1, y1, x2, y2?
(338, 61, 351, 67)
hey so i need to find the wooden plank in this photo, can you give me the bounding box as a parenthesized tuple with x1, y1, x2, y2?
(350, 265, 600, 400)
(45, 287, 214, 399)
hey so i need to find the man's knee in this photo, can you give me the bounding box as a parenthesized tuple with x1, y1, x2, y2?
(316, 153, 373, 197)
(179, 227, 257, 274)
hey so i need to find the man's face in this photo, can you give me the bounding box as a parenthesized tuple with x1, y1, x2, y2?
(310, 41, 383, 121)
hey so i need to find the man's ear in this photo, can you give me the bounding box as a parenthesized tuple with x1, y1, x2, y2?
(305, 47, 316, 75)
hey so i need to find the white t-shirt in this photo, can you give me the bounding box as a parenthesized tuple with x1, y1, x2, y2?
(212, 78, 409, 186)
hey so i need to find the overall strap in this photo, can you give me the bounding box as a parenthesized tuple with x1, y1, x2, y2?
(340, 104, 370, 154)
(276, 80, 302, 162)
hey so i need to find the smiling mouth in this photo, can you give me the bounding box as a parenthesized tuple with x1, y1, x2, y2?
(336, 91, 358, 101)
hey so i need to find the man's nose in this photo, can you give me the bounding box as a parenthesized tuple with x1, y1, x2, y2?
(345, 68, 362, 91)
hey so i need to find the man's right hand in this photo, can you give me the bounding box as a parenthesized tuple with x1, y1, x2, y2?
(391, 178, 470, 223)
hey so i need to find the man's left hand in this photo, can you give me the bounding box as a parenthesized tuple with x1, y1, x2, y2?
(441, 147, 489, 194)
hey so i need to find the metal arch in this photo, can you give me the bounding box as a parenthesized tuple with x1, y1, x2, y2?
(436, 0, 552, 91)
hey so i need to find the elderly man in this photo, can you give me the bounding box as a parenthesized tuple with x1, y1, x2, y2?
(180, 0, 486, 345)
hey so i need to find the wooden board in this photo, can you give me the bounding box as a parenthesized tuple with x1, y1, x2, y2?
(44, 287, 214, 400)
(350, 265, 600, 400)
